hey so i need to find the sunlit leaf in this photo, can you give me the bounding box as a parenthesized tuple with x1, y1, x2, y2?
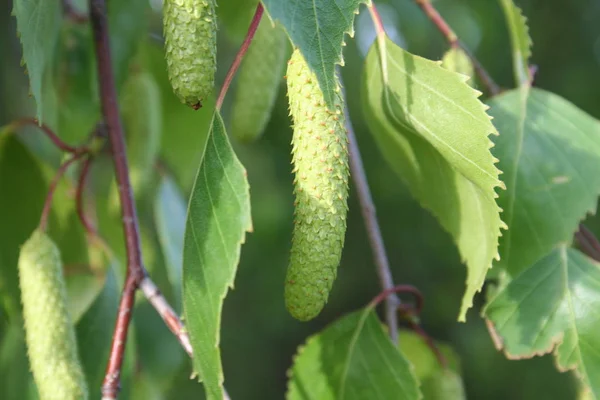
(183, 112, 252, 399)
(485, 246, 600, 399)
(489, 88, 600, 277)
(398, 330, 466, 400)
(362, 35, 504, 320)
(287, 308, 421, 400)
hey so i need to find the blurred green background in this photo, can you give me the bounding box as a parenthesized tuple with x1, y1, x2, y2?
(1, 0, 599, 399)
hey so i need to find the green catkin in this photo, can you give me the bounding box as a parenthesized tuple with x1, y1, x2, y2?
(284, 49, 349, 321)
(163, 0, 217, 109)
(18, 230, 88, 400)
(231, 19, 287, 142)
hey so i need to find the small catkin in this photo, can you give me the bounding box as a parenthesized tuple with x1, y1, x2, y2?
(18, 230, 88, 400)
(285, 49, 349, 321)
(231, 19, 287, 142)
(163, 0, 217, 108)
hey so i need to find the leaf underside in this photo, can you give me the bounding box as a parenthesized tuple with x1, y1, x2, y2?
(362, 35, 504, 321)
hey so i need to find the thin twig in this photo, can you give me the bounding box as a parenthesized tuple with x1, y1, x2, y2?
(89, 0, 146, 398)
(138, 278, 192, 357)
(371, 286, 447, 368)
(215, 3, 263, 110)
(369, 285, 422, 312)
(339, 73, 400, 342)
(411, 0, 501, 95)
(9, 117, 85, 153)
(347, 120, 401, 342)
(38, 154, 87, 231)
(414, 0, 458, 44)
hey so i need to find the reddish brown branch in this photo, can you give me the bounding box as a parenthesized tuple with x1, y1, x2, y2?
(411, 0, 500, 95)
(89, 0, 146, 397)
(216, 3, 264, 110)
(369, 285, 423, 312)
(38, 154, 87, 231)
(414, 0, 458, 45)
(9, 117, 84, 153)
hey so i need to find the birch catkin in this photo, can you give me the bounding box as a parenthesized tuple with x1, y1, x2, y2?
(18, 230, 88, 400)
(163, 0, 217, 109)
(285, 49, 349, 321)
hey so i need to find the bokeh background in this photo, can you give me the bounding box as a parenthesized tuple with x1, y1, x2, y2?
(1, 0, 600, 399)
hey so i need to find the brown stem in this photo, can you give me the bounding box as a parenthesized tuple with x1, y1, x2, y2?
(215, 3, 263, 110)
(89, 0, 146, 397)
(369, 285, 423, 313)
(412, 0, 501, 96)
(9, 117, 85, 153)
(414, 0, 458, 45)
(345, 109, 401, 342)
(39, 154, 86, 231)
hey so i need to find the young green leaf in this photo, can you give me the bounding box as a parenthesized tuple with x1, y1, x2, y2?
(287, 309, 421, 400)
(362, 35, 505, 321)
(488, 88, 600, 278)
(12, 0, 61, 124)
(398, 330, 466, 400)
(285, 49, 349, 321)
(19, 230, 88, 400)
(261, 0, 365, 109)
(231, 18, 287, 143)
(499, 0, 533, 87)
(485, 246, 600, 399)
(183, 112, 252, 399)
(163, 0, 217, 108)
(441, 47, 474, 87)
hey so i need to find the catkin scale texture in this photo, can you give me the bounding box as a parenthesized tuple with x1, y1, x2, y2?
(231, 20, 287, 142)
(285, 49, 349, 321)
(163, 0, 217, 108)
(18, 231, 88, 400)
